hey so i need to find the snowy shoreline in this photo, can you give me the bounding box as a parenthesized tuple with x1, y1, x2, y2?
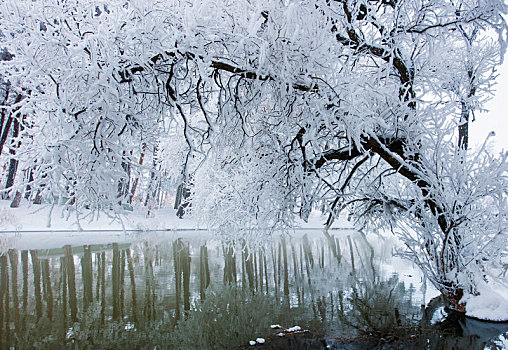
(0, 199, 354, 233)
(0, 199, 355, 251)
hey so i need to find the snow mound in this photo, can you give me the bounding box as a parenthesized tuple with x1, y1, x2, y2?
(462, 280, 508, 321)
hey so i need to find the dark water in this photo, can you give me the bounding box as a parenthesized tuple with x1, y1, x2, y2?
(0, 231, 506, 349)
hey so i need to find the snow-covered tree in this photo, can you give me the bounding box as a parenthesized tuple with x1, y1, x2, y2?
(1, 0, 507, 313)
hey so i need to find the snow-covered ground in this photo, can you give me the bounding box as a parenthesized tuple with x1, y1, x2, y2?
(462, 279, 508, 322)
(0, 199, 353, 250)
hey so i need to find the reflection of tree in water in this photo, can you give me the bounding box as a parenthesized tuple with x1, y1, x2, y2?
(0, 235, 505, 349)
(336, 273, 419, 339)
(317, 232, 426, 343)
(331, 276, 508, 349)
(415, 297, 508, 350)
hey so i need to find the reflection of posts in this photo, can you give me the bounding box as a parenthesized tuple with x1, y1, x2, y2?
(120, 250, 126, 319)
(64, 245, 78, 322)
(8, 250, 19, 332)
(200, 245, 210, 300)
(222, 245, 236, 285)
(112, 243, 121, 321)
(42, 260, 53, 320)
(258, 250, 264, 293)
(271, 245, 278, 299)
(144, 246, 155, 321)
(182, 245, 191, 312)
(173, 241, 181, 319)
(281, 239, 289, 297)
(30, 250, 42, 320)
(81, 245, 93, 312)
(290, 244, 301, 304)
(173, 239, 191, 317)
(21, 250, 28, 326)
(420, 297, 508, 349)
(60, 256, 67, 323)
(0, 254, 8, 347)
(126, 249, 138, 323)
(242, 244, 255, 291)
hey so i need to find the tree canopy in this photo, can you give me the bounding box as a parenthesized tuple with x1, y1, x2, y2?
(1, 0, 507, 311)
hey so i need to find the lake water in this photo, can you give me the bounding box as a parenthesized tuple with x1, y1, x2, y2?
(0, 230, 506, 349)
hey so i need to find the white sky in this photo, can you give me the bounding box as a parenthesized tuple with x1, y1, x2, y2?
(470, 60, 508, 152)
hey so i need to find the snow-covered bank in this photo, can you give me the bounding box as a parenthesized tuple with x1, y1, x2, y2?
(0, 199, 354, 250)
(0, 199, 353, 233)
(461, 279, 508, 322)
(0, 199, 200, 233)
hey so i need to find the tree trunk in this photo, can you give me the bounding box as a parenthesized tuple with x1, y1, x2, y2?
(10, 191, 21, 208)
(117, 151, 131, 204)
(4, 117, 20, 199)
(128, 146, 145, 204)
(33, 189, 42, 205)
(458, 101, 469, 150)
(0, 94, 22, 157)
(24, 169, 34, 200)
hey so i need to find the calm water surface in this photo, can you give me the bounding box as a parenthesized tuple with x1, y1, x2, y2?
(0, 230, 506, 349)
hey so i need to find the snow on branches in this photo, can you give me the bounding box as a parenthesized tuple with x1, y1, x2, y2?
(1, 0, 507, 312)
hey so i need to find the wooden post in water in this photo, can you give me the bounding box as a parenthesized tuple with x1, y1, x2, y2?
(8, 250, 19, 333)
(30, 250, 43, 320)
(64, 245, 78, 322)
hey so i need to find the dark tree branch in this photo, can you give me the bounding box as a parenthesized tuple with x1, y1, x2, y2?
(125, 51, 317, 93)
(310, 133, 448, 234)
